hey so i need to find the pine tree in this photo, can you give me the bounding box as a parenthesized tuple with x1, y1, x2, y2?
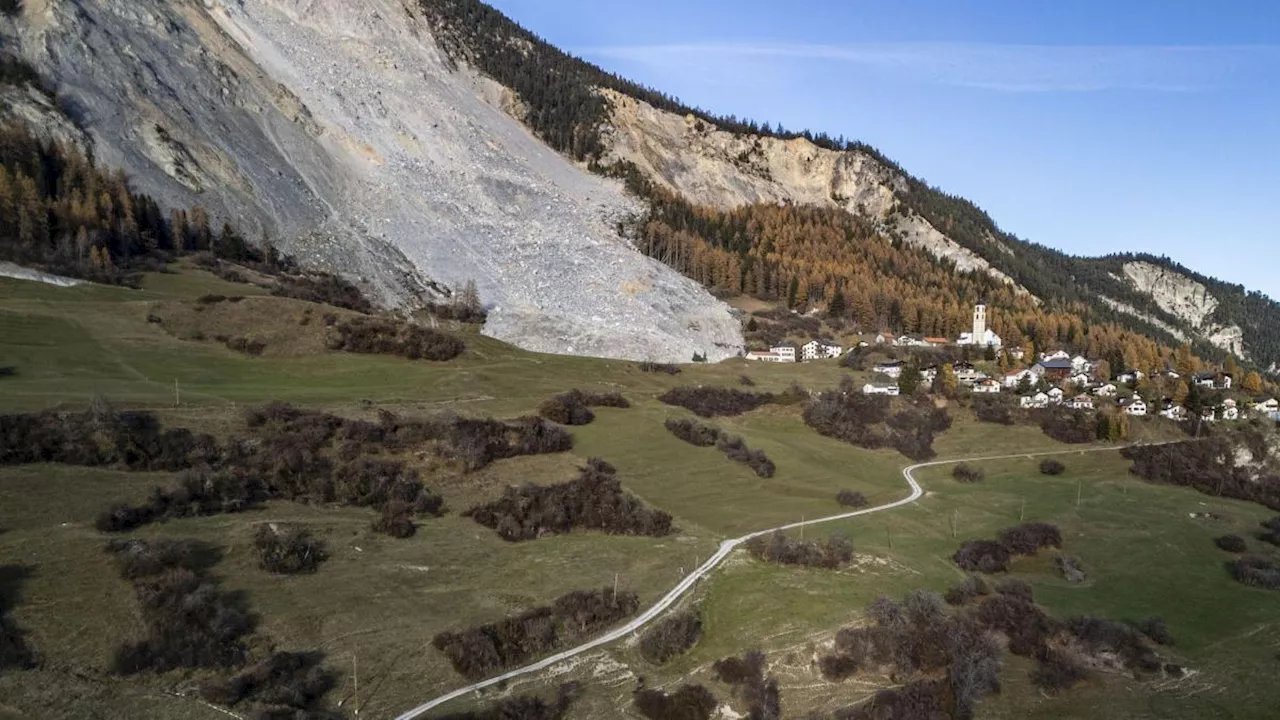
(1242, 371, 1263, 395)
(899, 364, 922, 395)
(933, 363, 958, 397)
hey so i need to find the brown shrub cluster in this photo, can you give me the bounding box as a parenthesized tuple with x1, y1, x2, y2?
(537, 389, 630, 426)
(638, 610, 702, 665)
(326, 316, 464, 361)
(253, 525, 327, 575)
(638, 361, 681, 375)
(432, 590, 638, 680)
(658, 386, 773, 417)
(744, 531, 852, 569)
(713, 650, 781, 720)
(833, 680, 951, 720)
(952, 463, 985, 483)
(836, 489, 869, 508)
(1039, 459, 1066, 476)
(664, 418, 721, 447)
(634, 684, 718, 720)
(1232, 556, 1280, 589)
(973, 394, 1018, 425)
(198, 651, 338, 718)
(952, 523, 1062, 573)
(664, 419, 776, 477)
(1123, 436, 1280, 511)
(270, 273, 373, 314)
(803, 390, 951, 460)
(1036, 408, 1096, 444)
(465, 459, 673, 541)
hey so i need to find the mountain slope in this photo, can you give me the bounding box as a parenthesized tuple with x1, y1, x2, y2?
(0, 0, 743, 362)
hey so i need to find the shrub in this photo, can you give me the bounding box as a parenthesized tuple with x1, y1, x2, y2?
(944, 575, 990, 606)
(1123, 437, 1280, 512)
(664, 418, 721, 447)
(638, 361, 680, 375)
(973, 394, 1017, 425)
(1134, 616, 1173, 646)
(1055, 555, 1087, 583)
(198, 650, 336, 715)
(253, 524, 327, 574)
(1031, 648, 1090, 692)
(834, 680, 950, 720)
(658, 386, 771, 417)
(952, 463, 985, 483)
(995, 578, 1034, 602)
(433, 591, 637, 680)
(0, 565, 35, 672)
(465, 460, 673, 541)
(1066, 616, 1161, 673)
(716, 435, 776, 478)
(952, 539, 1011, 573)
(997, 522, 1062, 556)
(638, 611, 702, 664)
(327, 316, 464, 361)
(712, 650, 780, 720)
(634, 684, 717, 720)
(372, 500, 417, 538)
(1039, 459, 1066, 476)
(1038, 408, 1096, 444)
(271, 272, 373, 313)
(836, 489, 868, 508)
(744, 532, 852, 569)
(1232, 555, 1280, 589)
(537, 390, 630, 426)
(738, 375, 755, 387)
(974, 595, 1060, 657)
(1215, 534, 1248, 553)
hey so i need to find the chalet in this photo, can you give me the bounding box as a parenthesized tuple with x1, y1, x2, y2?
(1160, 405, 1189, 422)
(1115, 369, 1145, 385)
(1047, 387, 1065, 404)
(1162, 368, 1182, 380)
(953, 362, 984, 384)
(801, 339, 843, 361)
(895, 334, 929, 348)
(1032, 358, 1075, 381)
(1003, 369, 1036, 389)
(1253, 397, 1279, 415)
(1093, 384, 1118, 398)
(1068, 372, 1091, 387)
(1041, 350, 1071, 363)
(1201, 407, 1217, 423)
(972, 379, 1002, 394)
(773, 345, 797, 362)
(1071, 355, 1092, 373)
(1222, 405, 1241, 421)
(1005, 347, 1027, 361)
(873, 360, 906, 379)
(1020, 392, 1051, 409)
(920, 365, 940, 384)
(875, 331, 894, 345)
(1194, 372, 1233, 390)
(924, 337, 951, 347)
(1124, 399, 1148, 417)
(863, 383, 900, 396)
(1067, 395, 1095, 411)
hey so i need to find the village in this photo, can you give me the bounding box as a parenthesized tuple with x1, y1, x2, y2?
(742, 303, 1280, 426)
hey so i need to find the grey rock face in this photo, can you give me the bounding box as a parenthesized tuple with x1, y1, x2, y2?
(1, 0, 743, 362)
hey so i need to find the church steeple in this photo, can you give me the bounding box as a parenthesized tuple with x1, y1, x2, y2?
(973, 302, 987, 339)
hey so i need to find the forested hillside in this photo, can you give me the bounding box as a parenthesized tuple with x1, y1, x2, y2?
(416, 0, 1280, 373)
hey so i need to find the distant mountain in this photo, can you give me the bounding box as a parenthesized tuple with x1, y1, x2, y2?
(3, 0, 1276, 371)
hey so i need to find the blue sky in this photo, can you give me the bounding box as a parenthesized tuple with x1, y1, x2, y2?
(485, 0, 1280, 299)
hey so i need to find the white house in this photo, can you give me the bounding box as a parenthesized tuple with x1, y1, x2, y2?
(956, 303, 1003, 348)
(1005, 347, 1027, 361)
(1194, 372, 1232, 390)
(1124, 399, 1148, 417)
(1047, 387, 1066, 404)
(1115, 369, 1145, 384)
(1020, 392, 1051, 409)
(873, 361, 905, 379)
(1160, 404, 1188, 422)
(863, 383, 900, 396)
(1003, 369, 1035, 389)
(1067, 395, 1095, 411)
(1253, 397, 1279, 415)
(1071, 355, 1092, 373)
(1201, 407, 1218, 423)
(953, 362, 983, 383)
(895, 334, 930, 348)
(1068, 372, 1091, 387)
(1041, 350, 1071, 363)
(875, 331, 893, 345)
(972, 379, 1002, 394)
(920, 365, 939, 384)
(746, 345, 797, 363)
(1093, 384, 1118, 398)
(801, 339, 843, 361)
(1222, 405, 1241, 421)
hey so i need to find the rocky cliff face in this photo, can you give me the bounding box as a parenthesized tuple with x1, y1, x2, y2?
(1121, 261, 1246, 356)
(601, 90, 1029, 294)
(0, 0, 742, 362)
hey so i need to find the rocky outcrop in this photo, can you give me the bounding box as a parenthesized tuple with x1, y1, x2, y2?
(0, 0, 742, 362)
(600, 90, 1029, 293)
(1121, 261, 1246, 356)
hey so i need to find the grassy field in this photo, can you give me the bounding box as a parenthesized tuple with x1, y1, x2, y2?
(2, 268, 1279, 720)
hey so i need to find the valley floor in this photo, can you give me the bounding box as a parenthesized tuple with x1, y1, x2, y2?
(1, 267, 1278, 720)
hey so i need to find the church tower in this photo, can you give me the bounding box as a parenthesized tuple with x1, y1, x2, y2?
(973, 302, 987, 339)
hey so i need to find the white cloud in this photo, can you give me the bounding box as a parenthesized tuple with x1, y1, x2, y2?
(581, 42, 1277, 93)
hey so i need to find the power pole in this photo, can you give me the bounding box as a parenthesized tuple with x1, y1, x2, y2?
(887, 528, 893, 550)
(799, 517, 804, 541)
(950, 510, 957, 538)
(352, 647, 359, 718)
(173, 378, 180, 407)
(1076, 480, 1082, 509)
(1019, 499, 1025, 522)
(613, 572, 619, 599)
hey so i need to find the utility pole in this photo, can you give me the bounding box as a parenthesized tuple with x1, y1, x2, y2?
(173, 378, 180, 407)
(799, 517, 804, 541)
(1076, 480, 1082, 509)
(1019, 499, 1025, 522)
(352, 647, 359, 718)
(887, 528, 893, 550)
(950, 510, 957, 538)
(613, 572, 619, 599)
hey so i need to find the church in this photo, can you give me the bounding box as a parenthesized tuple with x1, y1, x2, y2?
(956, 303, 1003, 348)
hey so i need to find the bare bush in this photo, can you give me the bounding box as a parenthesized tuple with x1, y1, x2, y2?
(1039, 459, 1066, 476)
(944, 576, 990, 606)
(1123, 437, 1280, 511)
(804, 392, 950, 460)
(713, 650, 780, 720)
(253, 525, 327, 574)
(1134, 617, 1173, 646)
(716, 435, 776, 478)
(1232, 555, 1280, 589)
(435, 683, 579, 720)
(1038, 408, 1095, 444)
(433, 590, 638, 680)
(997, 522, 1063, 556)
(0, 565, 35, 672)
(1055, 555, 1087, 583)
(638, 610, 702, 665)
(973, 394, 1017, 425)
(952, 463, 985, 483)
(1030, 648, 1089, 693)
(658, 386, 772, 417)
(1066, 616, 1161, 673)
(634, 684, 717, 720)
(833, 680, 950, 720)
(995, 578, 1034, 603)
(638, 361, 680, 375)
(836, 489, 868, 508)
(326, 316, 464, 361)
(745, 532, 853, 569)
(465, 460, 672, 541)
(198, 651, 336, 716)
(1215, 534, 1247, 553)
(537, 390, 631, 426)
(664, 418, 721, 447)
(952, 540, 1011, 573)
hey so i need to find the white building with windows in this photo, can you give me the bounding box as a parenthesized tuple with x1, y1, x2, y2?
(801, 339, 843, 361)
(863, 384, 900, 396)
(1124, 399, 1148, 416)
(957, 303, 1002, 348)
(746, 345, 797, 363)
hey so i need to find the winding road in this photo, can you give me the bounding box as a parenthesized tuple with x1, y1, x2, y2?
(396, 444, 1140, 719)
